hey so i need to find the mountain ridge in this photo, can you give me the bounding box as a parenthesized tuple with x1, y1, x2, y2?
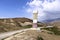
(42, 18, 60, 23)
(0, 17, 44, 33)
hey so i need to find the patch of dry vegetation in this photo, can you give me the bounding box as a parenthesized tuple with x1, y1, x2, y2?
(0, 18, 44, 33)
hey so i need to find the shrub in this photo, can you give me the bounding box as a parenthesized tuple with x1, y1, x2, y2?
(43, 26, 60, 35)
(22, 25, 32, 28)
(37, 36, 44, 40)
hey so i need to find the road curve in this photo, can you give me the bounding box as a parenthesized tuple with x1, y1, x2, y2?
(0, 28, 30, 40)
(0, 27, 52, 40)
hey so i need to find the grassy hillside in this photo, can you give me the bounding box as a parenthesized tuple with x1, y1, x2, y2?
(0, 17, 44, 33)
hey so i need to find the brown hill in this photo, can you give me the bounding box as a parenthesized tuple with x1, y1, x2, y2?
(0, 17, 44, 33)
(49, 20, 60, 28)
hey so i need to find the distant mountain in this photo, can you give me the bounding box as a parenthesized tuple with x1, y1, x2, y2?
(43, 18, 60, 29)
(43, 18, 60, 23)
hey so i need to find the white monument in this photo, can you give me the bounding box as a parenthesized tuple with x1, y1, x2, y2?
(33, 10, 38, 28)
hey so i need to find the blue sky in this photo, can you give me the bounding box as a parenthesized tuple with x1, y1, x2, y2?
(0, 0, 60, 21)
(0, 0, 31, 18)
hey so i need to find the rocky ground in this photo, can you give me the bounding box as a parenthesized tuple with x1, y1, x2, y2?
(3, 30, 60, 40)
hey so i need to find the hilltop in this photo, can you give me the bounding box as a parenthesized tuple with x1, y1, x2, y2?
(0, 17, 44, 33)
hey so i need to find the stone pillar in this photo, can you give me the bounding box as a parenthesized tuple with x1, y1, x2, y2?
(33, 10, 38, 28)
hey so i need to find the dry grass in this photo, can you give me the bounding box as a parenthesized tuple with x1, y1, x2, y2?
(3, 30, 60, 40)
(0, 18, 44, 33)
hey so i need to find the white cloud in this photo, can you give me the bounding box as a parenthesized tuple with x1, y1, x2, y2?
(26, 8, 32, 13)
(27, 0, 42, 7)
(43, 0, 60, 11)
(26, 0, 60, 21)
